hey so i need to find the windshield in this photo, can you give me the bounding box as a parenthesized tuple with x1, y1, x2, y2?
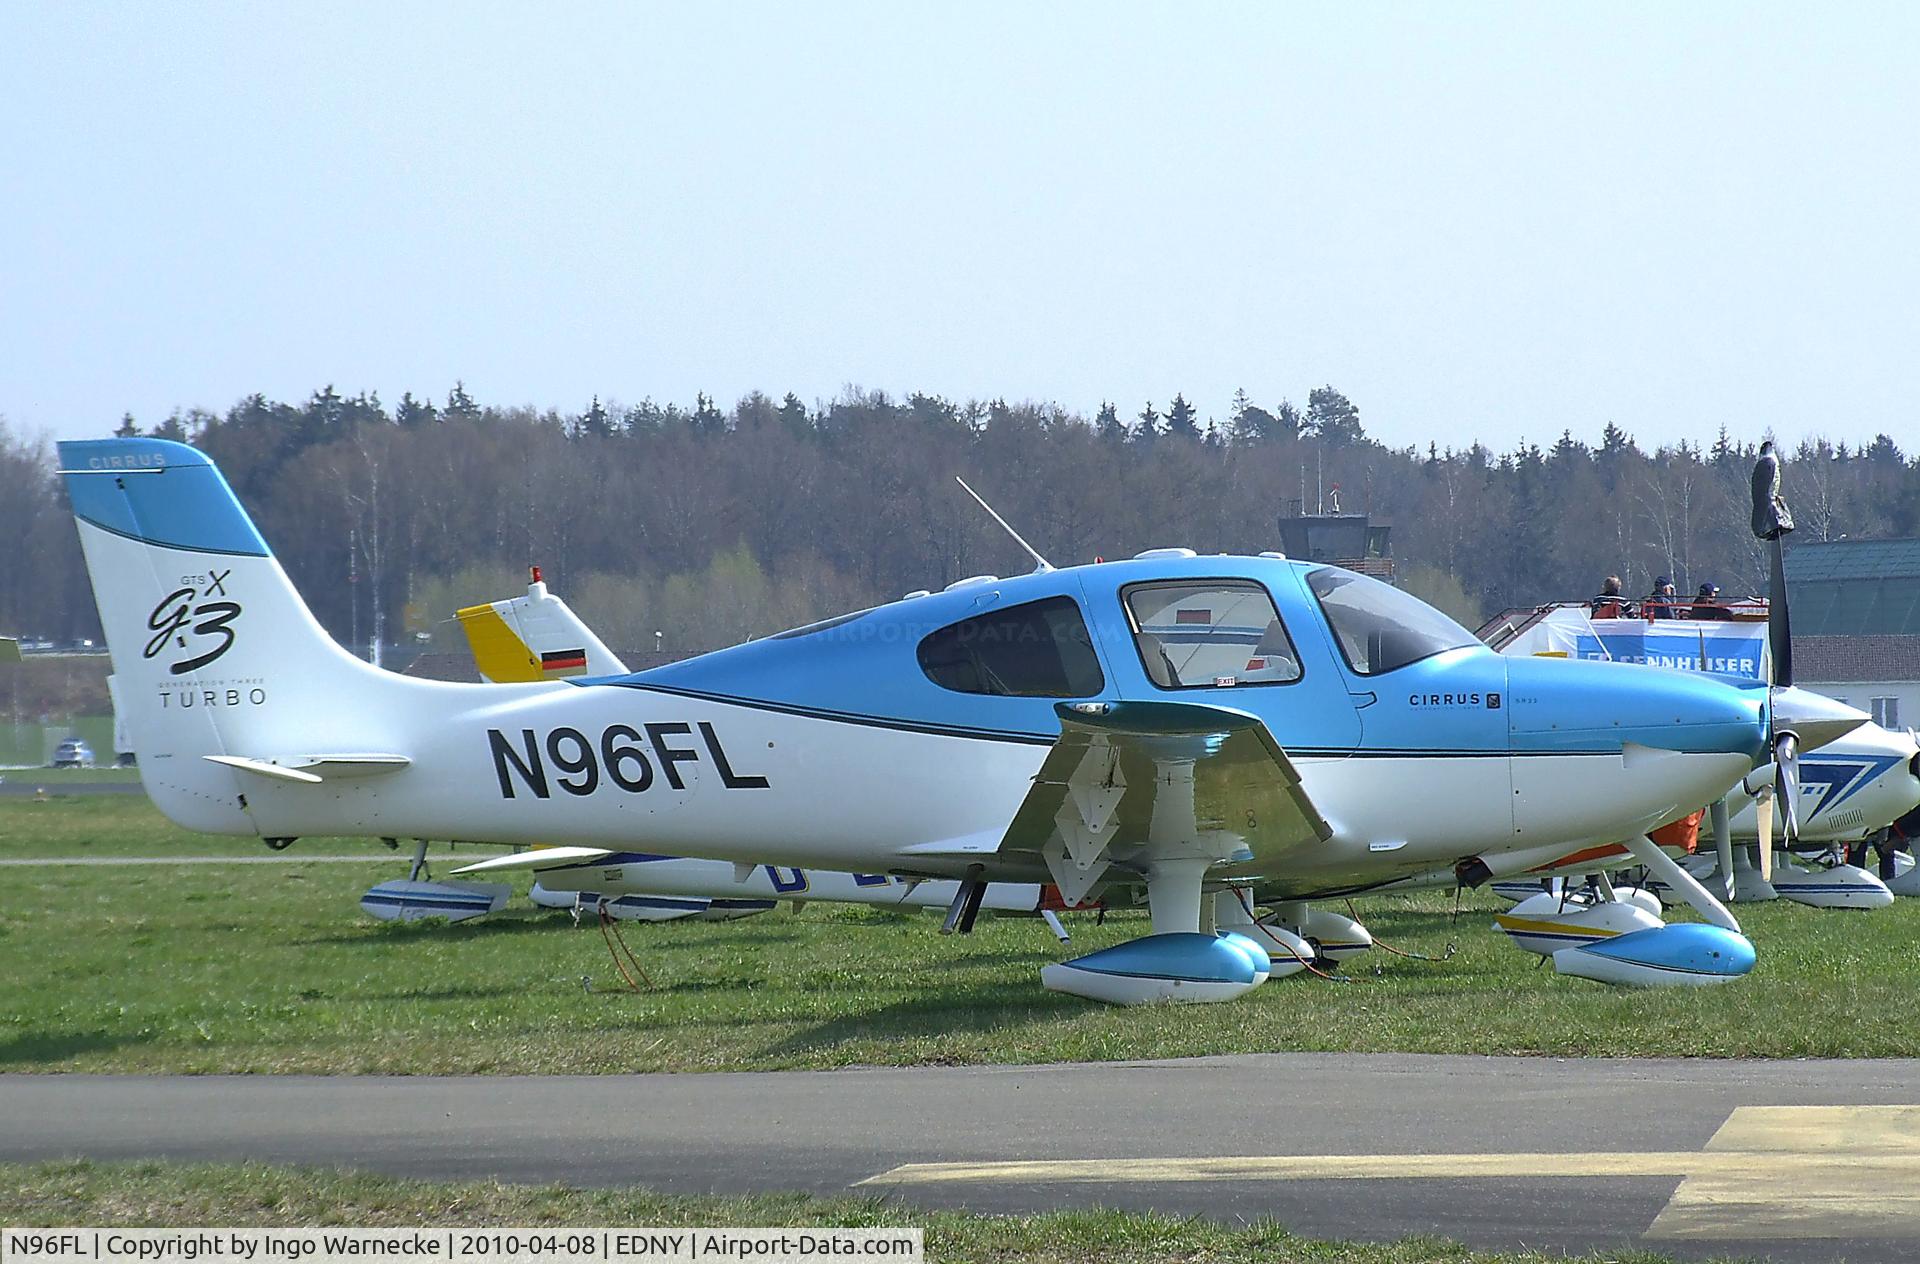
(1307, 567, 1478, 675)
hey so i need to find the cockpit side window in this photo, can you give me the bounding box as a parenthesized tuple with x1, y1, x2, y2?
(916, 596, 1105, 698)
(1121, 580, 1301, 690)
(1306, 566, 1477, 675)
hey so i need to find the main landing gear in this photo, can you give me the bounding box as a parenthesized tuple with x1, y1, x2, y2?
(1038, 864, 1378, 1005)
(358, 838, 511, 924)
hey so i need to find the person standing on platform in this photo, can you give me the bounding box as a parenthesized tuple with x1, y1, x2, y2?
(1689, 582, 1730, 620)
(1644, 575, 1679, 619)
(1590, 575, 1631, 618)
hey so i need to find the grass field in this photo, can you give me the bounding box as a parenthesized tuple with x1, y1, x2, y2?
(5, 795, 1920, 1073)
(0, 793, 453, 856)
(0, 1161, 1692, 1264)
(0, 765, 145, 785)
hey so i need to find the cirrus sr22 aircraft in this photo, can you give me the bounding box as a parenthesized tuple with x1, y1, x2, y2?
(59, 438, 1864, 1002)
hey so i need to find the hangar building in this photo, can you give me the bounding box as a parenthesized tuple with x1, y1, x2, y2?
(1788, 538, 1920, 730)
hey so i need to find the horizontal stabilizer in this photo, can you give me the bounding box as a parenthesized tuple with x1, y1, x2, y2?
(450, 846, 614, 875)
(204, 753, 411, 783)
(204, 755, 322, 784)
(294, 753, 412, 778)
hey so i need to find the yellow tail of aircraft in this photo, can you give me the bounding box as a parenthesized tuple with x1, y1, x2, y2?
(455, 568, 629, 683)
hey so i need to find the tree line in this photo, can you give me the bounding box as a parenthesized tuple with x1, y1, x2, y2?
(4, 384, 1917, 657)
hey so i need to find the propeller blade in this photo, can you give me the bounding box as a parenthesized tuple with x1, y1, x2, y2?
(1752, 443, 1796, 690)
(1710, 797, 1734, 902)
(1768, 536, 1793, 688)
(1776, 732, 1801, 841)
(1755, 791, 1775, 883)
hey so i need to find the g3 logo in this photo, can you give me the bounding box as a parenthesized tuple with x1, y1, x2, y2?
(144, 569, 241, 674)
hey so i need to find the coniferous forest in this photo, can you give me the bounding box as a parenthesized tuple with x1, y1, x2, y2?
(5, 384, 1918, 657)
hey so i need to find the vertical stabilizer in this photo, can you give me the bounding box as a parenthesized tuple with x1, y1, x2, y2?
(456, 574, 630, 683)
(58, 438, 390, 832)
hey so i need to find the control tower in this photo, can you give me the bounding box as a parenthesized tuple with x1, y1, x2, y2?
(1277, 503, 1393, 581)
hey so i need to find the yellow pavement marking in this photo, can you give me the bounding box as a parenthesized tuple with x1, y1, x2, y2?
(1649, 1105, 1920, 1240)
(860, 1106, 1920, 1241)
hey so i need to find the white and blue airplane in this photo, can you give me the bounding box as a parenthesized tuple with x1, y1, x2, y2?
(451, 572, 1920, 972)
(1680, 724, 1920, 907)
(59, 438, 1864, 1001)
(1726, 726, 1920, 848)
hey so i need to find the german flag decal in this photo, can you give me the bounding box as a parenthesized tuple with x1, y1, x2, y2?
(540, 647, 589, 676)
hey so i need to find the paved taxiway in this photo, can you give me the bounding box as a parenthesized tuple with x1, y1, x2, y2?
(6, 1054, 1918, 1261)
(0, 854, 395, 866)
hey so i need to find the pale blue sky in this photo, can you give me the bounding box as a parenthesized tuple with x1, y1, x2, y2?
(3, 2, 1916, 450)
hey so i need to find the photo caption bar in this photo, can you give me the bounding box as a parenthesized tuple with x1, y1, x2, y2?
(2, 1230, 922, 1264)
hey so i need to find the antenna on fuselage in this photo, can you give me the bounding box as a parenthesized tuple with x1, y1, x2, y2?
(955, 476, 1054, 573)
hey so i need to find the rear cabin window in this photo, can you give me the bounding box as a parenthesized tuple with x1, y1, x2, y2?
(1123, 581, 1301, 689)
(916, 596, 1105, 697)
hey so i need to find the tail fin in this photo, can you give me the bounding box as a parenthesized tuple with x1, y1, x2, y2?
(59, 438, 393, 832)
(456, 571, 630, 683)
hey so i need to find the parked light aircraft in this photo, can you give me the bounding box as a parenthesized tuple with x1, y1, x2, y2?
(60, 438, 1864, 1001)
(1723, 723, 1920, 846)
(451, 571, 1920, 966)
(1671, 722, 1920, 907)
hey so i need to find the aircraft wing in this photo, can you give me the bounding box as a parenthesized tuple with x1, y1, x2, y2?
(994, 700, 1333, 905)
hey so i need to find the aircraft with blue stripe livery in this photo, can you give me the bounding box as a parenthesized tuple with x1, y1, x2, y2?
(457, 570, 1919, 977)
(1726, 738, 1920, 845)
(58, 437, 1865, 1001)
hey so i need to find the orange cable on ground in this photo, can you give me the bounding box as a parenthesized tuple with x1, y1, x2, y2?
(597, 906, 654, 990)
(1347, 899, 1457, 962)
